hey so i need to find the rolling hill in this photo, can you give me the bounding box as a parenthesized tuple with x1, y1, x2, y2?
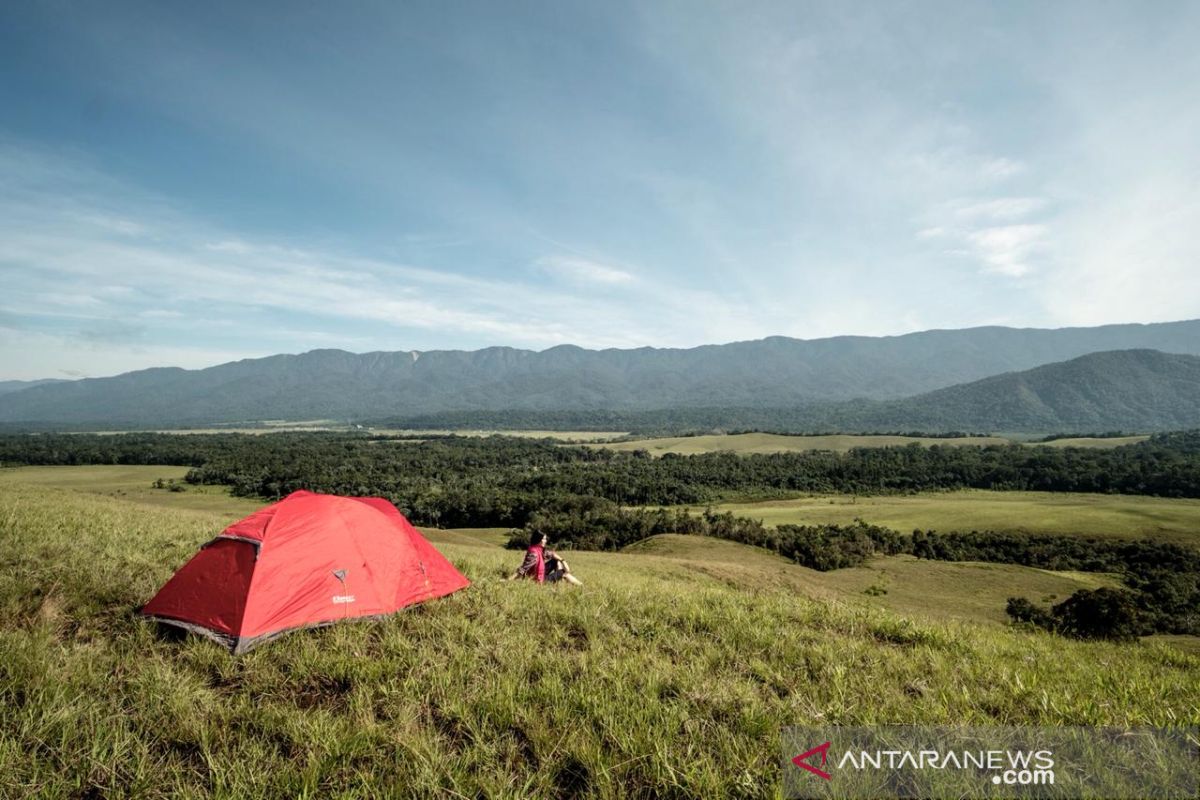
(1, 470, 1194, 796)
(1, 321, 1200, 428)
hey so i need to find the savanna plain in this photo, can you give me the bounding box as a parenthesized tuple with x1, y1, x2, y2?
(1, 444, 1197, 798)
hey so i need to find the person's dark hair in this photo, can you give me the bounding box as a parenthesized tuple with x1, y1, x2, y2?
(529, 531, 547, 548)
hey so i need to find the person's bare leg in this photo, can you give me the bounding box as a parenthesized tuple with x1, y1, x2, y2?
(562, 573, 583, 586)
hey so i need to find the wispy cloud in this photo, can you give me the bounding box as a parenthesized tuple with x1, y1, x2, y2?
(536, 255, 637, 285)
(917, 190, 1052, 280)
(0, 144, 755, 377)
(978, 157, 1025, 181)
(953, 197, 1047, 221)
(965, 224, 1047, 278)
(3, 1, 1200, 379)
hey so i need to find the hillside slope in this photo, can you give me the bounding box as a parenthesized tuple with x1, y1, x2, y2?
(0, 479, 1195, 797)
(880, 349, 1200, 431)
(0, 379, 64, 396)
(3, 320, 1200, 425)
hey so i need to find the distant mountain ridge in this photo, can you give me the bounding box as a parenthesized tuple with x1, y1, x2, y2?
(0, 379, 65, 396)
(385, 350, 1200, 434)
(2, 319, 1200, 428)
(864, 349, 1200, 432)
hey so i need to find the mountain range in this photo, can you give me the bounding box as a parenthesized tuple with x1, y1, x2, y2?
(0, 379, 65, 396)
(3, 319, 1200, 431)
(827, 349, 1200, 432)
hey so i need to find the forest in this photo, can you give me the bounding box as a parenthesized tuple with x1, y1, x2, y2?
(3, 431, 1200, 531)
(3, 430, 1198, 639)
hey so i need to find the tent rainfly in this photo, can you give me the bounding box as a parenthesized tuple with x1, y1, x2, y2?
(141, 490, 469, 653)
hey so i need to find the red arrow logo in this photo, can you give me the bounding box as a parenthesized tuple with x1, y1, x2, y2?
(792, 741, 833, 780)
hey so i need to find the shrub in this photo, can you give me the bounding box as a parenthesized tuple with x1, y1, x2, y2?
(1051, 587, 1148, 641)
(1005, 597, 1054, 629)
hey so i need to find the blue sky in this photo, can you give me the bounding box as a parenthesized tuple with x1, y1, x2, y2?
(2, 1, 1199, 379)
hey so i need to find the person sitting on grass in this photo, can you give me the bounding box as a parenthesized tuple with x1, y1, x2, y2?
(509, 532, 583, 586)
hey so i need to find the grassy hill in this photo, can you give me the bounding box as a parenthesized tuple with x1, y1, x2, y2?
(592, 432, 1012, 455)
(619, 534, 1117, 627)
(1, 469, 1197, 797)
(706, 490, 1200, 547)
(594, 432, 1150, 455)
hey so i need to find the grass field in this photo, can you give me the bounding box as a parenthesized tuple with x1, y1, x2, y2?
(0, 467, 1197, 796)
(591, 432, 1151, 456)
(620, 534, 1119, 627)
(1034, 435, 1150, 448)
(704, 489, 1200, 546)
(592, 432, 1012, 455)
(0, 465, 263, 520)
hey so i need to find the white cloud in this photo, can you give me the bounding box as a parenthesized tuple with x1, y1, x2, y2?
(0, 327, 257, 381)
(0, 144, 764, 377)
(965, 224, 1047, 278)
(204, 239, 255, 255)
(918, 193, 1053, 279)
(71, 213, 149, 237)
(953, 197, 1047, 221)
(978, 157, 1025, 181)
(35, 292, 105, 308)
(1035, 171, 1200, 327)
(536, 255, 637, 285)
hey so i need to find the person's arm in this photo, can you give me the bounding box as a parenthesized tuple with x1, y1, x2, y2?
(509, 549, 538, 580)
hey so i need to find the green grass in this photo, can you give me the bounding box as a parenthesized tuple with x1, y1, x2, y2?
(592, 432, 1012, 455)
(0, 469, 1197, 797)
(592, 432, 1152, 456)
(705, 489, 1200, 546)
(1034, 436, 1150, 448)
(0, 465, 263, 520)
(421, 527, 513, 549)
(620, 535, 1120, 627)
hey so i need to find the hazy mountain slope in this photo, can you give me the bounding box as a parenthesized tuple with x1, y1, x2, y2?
(2, 320, 1200, 426)
(870, 350, 1200, 432)
(0, 379, 66, 396)
(387, 350, 1200, 434)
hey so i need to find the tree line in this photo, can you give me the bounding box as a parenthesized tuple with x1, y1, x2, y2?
(3, 430, 1197, 638)
(4, 431, 1200, 531)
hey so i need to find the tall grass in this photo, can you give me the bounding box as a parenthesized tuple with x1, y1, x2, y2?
(1, 484, 1197, 798)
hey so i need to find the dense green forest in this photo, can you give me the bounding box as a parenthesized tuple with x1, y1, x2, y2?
(4, 432, 1200, 529)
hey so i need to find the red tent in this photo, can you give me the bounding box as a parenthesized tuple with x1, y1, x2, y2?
(141, 491, 470, 653)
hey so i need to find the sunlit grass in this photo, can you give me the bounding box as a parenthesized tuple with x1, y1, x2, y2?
(705, 489, 1200, 546)
(590, 432, 1012, 455)
(591, 432, 1150, 455)
(1, 477, 1196, 797)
